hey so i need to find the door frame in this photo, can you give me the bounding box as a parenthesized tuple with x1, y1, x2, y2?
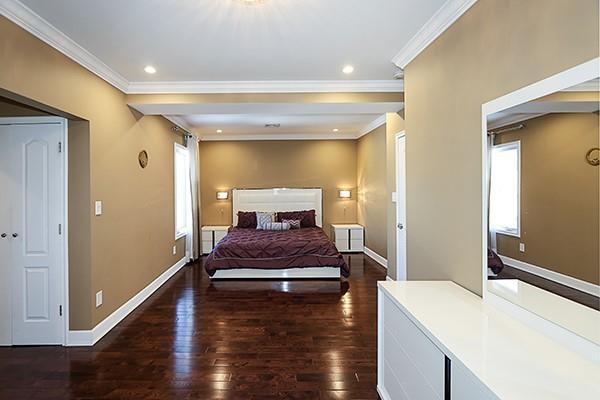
(0, 116, 68, 346)
(395, 131, 406, 281)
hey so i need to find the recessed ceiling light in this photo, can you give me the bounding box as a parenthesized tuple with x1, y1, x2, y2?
(237, 0, 265, 5)
(144, 65, 156, 74)
(216, 129, 223, 133)
(333, 128, 339, 132)
(342, 65, 354, 74)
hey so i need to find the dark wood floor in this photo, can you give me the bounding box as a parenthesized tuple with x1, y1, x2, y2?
(0, 254, 386, 400)
(492, 265, 599, 310)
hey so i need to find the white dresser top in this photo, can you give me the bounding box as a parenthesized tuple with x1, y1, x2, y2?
(331, 224, 363, 229)
(378, 281, 600, 400)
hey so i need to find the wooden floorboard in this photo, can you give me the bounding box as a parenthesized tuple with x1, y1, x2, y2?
(0, 253, 386, 400)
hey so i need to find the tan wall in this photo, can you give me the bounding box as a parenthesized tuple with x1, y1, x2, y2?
(386, 113, 406, 280)
(0, 16, 186, 329)
(357, 125, 387, 258)
(495, 113, 599, 285)
(404, 0, 599, 295)
(199, 140, 357, 234)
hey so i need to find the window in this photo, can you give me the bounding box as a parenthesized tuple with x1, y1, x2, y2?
(174, 143, 191, 239)
(490, 141, 520, 236)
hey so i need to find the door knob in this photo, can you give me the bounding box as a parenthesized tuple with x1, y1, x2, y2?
(397, 223, 404, 230)
(0, 233, 6, 238)
(12, 233, 18, 238)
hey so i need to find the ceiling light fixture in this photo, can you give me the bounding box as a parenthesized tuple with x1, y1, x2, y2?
(144, 65, 157, 74)
(342, 65, 354, 74)
(236, 0, 265, 5)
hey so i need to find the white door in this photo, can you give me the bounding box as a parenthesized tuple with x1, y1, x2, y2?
(0, 135, 12, 345)
(0, 119, 65, 345)
(396, 133, 407, 280)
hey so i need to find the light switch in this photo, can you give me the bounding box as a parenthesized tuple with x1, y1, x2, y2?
(391, 192, 397, 203)
(96, 290, 103, 308)
(95, 201, 102, 216)
(519, 243, 525, 252)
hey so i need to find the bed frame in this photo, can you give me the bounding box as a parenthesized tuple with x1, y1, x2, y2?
(210, 188, 341, 280)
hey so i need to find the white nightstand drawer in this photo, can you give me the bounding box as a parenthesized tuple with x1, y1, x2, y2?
(336, 239, 349, 252)
(350, 228, 364, 241)
(202, 241, 213, 254)
(201, 226, 230, 255)
(201, 230, 213, 241)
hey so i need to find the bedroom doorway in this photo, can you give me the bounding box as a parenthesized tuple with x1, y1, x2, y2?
(0, 117, 67, 346)
(395, 132, 407, 280)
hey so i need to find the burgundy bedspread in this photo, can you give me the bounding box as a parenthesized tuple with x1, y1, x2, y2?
(204, 227, 350, 277)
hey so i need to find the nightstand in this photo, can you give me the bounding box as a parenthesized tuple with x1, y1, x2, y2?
(331, 224, 364, 253)
(201, 226, 230, 254)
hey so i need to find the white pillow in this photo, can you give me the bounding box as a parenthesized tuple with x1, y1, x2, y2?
(261, 222, 290, 231)
(256, 211, 275, 229)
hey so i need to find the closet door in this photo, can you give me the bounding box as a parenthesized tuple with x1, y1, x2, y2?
(5, 122, 64, 345)
(0, 132, 12, 345)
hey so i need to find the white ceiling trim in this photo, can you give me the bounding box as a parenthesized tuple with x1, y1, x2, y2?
(127, 80, 404, 94)
(199, 133, 359, 142)
(0, 0, 404, 94)
(561, 78, 600, 92)
(487, 113, 547, 131)
(0, 0, 129, 91)
(391, 0, 479, 69)
(357, 114, 387, 138)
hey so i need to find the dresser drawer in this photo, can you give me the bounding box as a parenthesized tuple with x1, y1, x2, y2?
(382, 295, 445, 399)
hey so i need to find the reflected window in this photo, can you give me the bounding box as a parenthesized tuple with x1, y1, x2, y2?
(490, 141, 520, 236)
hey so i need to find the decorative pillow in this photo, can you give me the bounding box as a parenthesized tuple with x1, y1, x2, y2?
(261, 222, 290, 231)
(277, 210, 316, 228)
(237, 211, 257, 229)
(282, 219, 301, 229)
(256, 211, 275, 230)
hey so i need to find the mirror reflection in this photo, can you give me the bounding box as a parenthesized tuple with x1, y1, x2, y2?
(486, 77, 599, 344)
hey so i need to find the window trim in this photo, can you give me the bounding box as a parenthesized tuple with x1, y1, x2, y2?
(491, 140, 521, 238)
(174, 143, 189, 240)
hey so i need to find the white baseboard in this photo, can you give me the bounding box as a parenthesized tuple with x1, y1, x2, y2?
(377, 385, 392, 400)
(364, 247, 388, 269)
(67, 256, 187, 346)
(499, 255, 600, 297)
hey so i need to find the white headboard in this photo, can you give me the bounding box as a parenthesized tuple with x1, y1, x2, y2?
(232, 188, 323, 227)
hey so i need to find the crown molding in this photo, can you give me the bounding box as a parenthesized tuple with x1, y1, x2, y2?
(561, 78, 599, 92)
(199, 133, 359, 141)
(357, 114, 387, 138)
(127, 80, 404, 94)
(391, 0, 479, 69)
(0, 0, 129, 92)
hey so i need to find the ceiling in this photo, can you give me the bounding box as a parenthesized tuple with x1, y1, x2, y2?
(19, 0, 446, 82)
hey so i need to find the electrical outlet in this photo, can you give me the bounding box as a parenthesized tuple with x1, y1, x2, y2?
(94, 201, 102, 216)
(172, 245, 177, 255)
(519, 243, 525, 253)
(96, 290, 103, 308)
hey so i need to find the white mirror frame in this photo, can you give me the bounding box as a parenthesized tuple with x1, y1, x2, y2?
(481, 57, 600, 360)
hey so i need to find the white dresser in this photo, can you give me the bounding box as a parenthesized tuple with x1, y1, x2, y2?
(331, 224, 364, 252)
(201, 225, 230, 254)
(378, 281, 600, 400)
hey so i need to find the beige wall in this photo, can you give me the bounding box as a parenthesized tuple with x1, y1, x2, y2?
(0, 17, 186, 329)
(357, 125, 387, 257)
(495, 113, 599, 285)
(404, 0, 599, 295)
(199, 140, 357, 234)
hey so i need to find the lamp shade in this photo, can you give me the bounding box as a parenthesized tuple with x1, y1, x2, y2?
(216, 191, 229, 200)
(338, 189, 352, 199)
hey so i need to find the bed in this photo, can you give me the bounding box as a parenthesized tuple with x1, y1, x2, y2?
(205, 188, 349, 279)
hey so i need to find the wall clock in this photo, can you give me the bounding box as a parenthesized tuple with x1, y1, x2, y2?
(138, 150, 149, 168)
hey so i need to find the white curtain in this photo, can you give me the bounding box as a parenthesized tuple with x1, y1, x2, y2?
(487, 133, 497, 251)
(186, 135, 201, 261)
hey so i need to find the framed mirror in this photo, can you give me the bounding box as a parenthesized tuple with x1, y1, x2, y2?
(482, 58, 599, 349)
